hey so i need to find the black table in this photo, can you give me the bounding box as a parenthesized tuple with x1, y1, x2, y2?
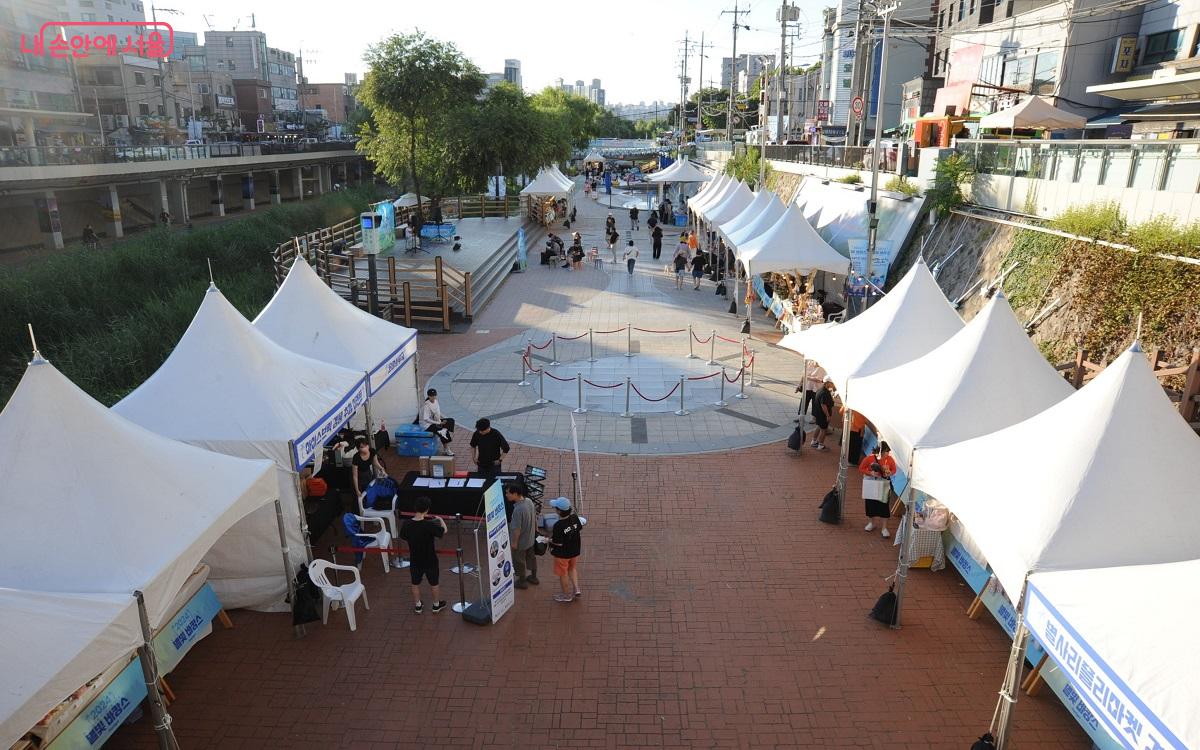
(394, 471, 525, 519)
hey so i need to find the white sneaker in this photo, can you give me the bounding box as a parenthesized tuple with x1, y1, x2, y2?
(881, 528, 890, 539)
(444, 449, 454, 457)
(864, 522, 875, 532)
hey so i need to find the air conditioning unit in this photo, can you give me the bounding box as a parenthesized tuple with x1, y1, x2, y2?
(115, 114, 130, 127)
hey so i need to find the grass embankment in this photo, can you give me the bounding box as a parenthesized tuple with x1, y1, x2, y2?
(0, 186, 381, 405)
(1003, 202, 1200, 365)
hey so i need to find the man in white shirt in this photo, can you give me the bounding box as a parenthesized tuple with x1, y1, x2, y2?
(623, 240, 639, 275)
(419, 388, 455, 456)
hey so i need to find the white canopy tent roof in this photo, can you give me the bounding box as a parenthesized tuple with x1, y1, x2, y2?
(701, 180, 754, 225)
(848, 294, 1073, 474)
(912, 346, 1200, 604)
(547, 165, 575, 191)
(645, 156, 712, 183)
(979, 95, 1086, 130)
(582, 150, 606, 163)
(779, 260, 963, 395)
(738, 203, 853, 276)
(114, 285, 367, 609)
(716, 189, 772, 242)
(519, 168, 572, 197)
(392, 192, 428, 208)
(725, 194, 786, 251)
(1026, 560, 1200, 750)
(254, 259, 418, 427)
(689, 175, 736, 217)
(693, 172, 727, 202)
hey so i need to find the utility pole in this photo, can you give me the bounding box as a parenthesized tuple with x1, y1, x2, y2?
(150, 5, 182, 145)
(696, 32, 713, 132)
(722, 2, 750, 141)
(844, 2, 873, 147)
(864, 2, 899, 310)
(679, 32, 691, 153)
(776, 2, 793, 146)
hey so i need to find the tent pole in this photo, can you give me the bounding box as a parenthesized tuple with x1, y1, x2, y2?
(271, 494, 298, 610)
(287, 441, 315, 563)
(834, 382, 851, 521)
(134, 591, 180, 750)
(363, 370, 375, 450)
(891, 449, 916, 629)
(993, 580, 1031, 750)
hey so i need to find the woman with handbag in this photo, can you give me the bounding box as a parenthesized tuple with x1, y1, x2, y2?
(859, 441, 897, 538)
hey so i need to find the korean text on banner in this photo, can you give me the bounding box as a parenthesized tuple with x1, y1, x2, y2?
(46, 660, 146, 750)
(483, 481, 515, 623)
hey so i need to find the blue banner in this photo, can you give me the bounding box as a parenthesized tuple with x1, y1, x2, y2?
(152, 584, 221, 675)
(46, 660, 145, 750)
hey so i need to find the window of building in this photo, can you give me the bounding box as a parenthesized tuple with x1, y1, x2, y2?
(1143, 29, 1183, 65)
(969, 0, 976, 14)
(157, 104, 165, 116)
(938, 10, 945, 29)
(947, 3, 954, 23)
(226, 36, 234, 47)
(198, 83, 211, 94)
(107, 14, 113, 21)
(81, 12, 95, 20)
(80, 0, 94, 6)
(842, 77, 851, 88)
(152, 74, 161, 87)
(139, 102, 150, 115)
(134, 71, 146, 85)
(1032, 50, 1060, 95)
(93, 68, 117, 85)
(1002, 55, 1033, 90)
(979, 54, 1005, 86)
(958, 0, 965, 21)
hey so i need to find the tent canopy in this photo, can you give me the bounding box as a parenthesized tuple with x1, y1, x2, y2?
(392, 192, 427, 208)
(645, 156, 712, 183)
(689, 175, 736, 217)
(979, 95, 1086, 130)
(779, 260, 963, 395)
(738, 203, 852, 276)
(725, 194, 786, 250)
(701, 180, 754, 225)
(912, 346, 1200, 603)
(255, 259, 418, 398)
(1, 359, 278, 627)
(547, 165, 575, 191)
(1027, 560, 1200, 750)
(582, 150, 606, 163)
(848, 294, 1073, 474)
(519, 168, 572, 197)
(716, 189, 772, 242)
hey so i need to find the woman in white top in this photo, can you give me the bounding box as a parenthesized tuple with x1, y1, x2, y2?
(622, 240, 639, 275)
(419, 388, 455, 456)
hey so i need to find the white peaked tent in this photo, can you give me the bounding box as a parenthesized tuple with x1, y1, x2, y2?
(519, 168, 572, 197)
(0, 358, 278, 748)
(702, 180, 754, 225)
(645, 156, 712, 183)
(693, 172, 727, 203)
(848, 294, 1073, 475)
(1026, 560, 1200, 750)
(716, 189, 772, 242)
(979, 95, 1086, 131)
(548, 165, 575, 191)
(779, 260, 964, 395)
(114, 285, 368, 610)
(738, 203, 852, 276)
(725, 194, 786, 250)
(392, 192, 427, 208)
(582, 150, 606, 165)
(255, 259, 419, 432)
(912, 346, 1200, 604)
(689, 175, 736, 218)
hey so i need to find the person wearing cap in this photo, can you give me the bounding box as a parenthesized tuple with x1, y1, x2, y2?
(859, 441, 897, 538)
(547, 497, 583, 603)
(504, 483, 538, 589)
(419, 388, 454, 456)
(812, 379, 836, 451)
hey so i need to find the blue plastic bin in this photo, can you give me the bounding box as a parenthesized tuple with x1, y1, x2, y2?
(394, 425, 439, 456)
(674, 213, 687, 226)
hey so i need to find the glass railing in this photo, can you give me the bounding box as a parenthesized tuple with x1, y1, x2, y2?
(0, 140, 358, 168)
(955, 139, 1200, 194)
(763, 144, 874, 169)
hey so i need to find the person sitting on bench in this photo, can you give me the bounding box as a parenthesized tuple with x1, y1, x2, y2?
(419, 388, 455, 456)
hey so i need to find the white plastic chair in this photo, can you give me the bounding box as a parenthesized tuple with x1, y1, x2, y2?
(349, 515, 391, 573)
(358, 479, 401, 564)
(308, 559, 369, 631)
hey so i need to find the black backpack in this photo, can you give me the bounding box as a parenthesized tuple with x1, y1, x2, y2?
(970, 734, 996, 750)
(787, 426, 805, 451)
(818, 486, 840, 524)
(292, 565, 322, 626)
(869, 582, 898, 626)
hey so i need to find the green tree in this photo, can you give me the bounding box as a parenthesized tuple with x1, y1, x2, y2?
(457, 83, 565, 196)
(358, 31, 484, 209)
(927, 153, 975, 216)
(689, 87, 729, 131)
(531, 87, 598, 151)
(724, 147, 770, 188)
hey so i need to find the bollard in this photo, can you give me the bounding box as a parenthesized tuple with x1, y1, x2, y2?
(518, 352, 531, 387)
(536, 369, 548, 404)
(450, 513, 476, 574)
(588, 328, 597, 362)
(621, 376, 632, 418)
(707, 329, 717, 365)
(740, 336, 748, 370)
(573, 373, 587, 413)
(451, 513, 469, 613)
(735, 365, 749, 399)
(687, 324, 697, 359)
(625, 322, 634, 357)
(750, 352, 759, 387)
(716, 367, 728, 406)
(675, 375, 689, 416)
(550, 333, 560, 365)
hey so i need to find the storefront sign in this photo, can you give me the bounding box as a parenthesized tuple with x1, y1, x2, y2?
(217, 95, 235, 107)
(817, 99, 830, 122)
(1110, 35, 1138, 74)
(293, 380, 368, 467)
(482, 481, 515, 623)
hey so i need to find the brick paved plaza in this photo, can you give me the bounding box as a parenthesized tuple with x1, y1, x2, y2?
(110, 188, 1087, 750)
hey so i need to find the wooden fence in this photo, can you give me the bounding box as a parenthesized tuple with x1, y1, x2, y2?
(1057, 347, 1200, 429)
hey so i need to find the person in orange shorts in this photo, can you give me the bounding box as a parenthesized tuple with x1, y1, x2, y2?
(547, 497, 583, 603)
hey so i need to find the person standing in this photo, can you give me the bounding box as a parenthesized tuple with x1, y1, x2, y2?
(859, 441, 897, 538)
(629, 205, 640, 231)
(623, 240, 639, 275)
(690, 249, 707, 290)
(419, 388, 454, 456)
(547, 497, 582, 602)
(812, 380, 836, 451)
(350, 437, 386, 499)
(672, 238, 690, 289)
(687, 228, 699, 255)
(801, 361, 827, 420)
(469, 418, 510, 477)
(504, 483, 539, 588)
(399, 496, 448, 613)
(650, 224, 663, 260)
(647, 209, 658, 233)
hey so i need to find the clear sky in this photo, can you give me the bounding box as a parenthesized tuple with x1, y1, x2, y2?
(160, 0, 831, 106)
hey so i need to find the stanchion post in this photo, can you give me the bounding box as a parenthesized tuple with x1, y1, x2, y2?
(687, 324, 697, 359)
(588, 328, 597, 362)
(573, 373, 587, 413)
(451, 513, 469, 613)
(735, 365, 748, 399)
(450, 514, 476, 575)
(621, 376, 632, 417)
(550, 332, 560, 365)
(536, 369, 548, 404)
(750, 352, 759, 387)
(740, 336, 747, 369)
(625, 322, 634, 357)
(716, 367, 728, 406)
(518, 352, 531, 387)
(675, 375, 689, 416)
(708, 329, 717, 365)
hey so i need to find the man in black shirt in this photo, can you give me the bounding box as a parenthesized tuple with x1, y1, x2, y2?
(548, 497, 582, 603)
(399, 496, 447, 614)
(469, 418, 510, 477)
(813, 379, 836, 452)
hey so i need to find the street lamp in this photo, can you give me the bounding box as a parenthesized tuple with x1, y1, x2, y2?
(150, 5, 183, 145)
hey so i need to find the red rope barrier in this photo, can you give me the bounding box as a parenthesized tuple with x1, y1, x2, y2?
(558, 332, 588, 341)
(528, 337, 553, 350)
(583, 379, 623, 388)
(630, 381, 681, 402)
(686, 371, 721, 381)
(715, 334, 741, 343)
(544, 371, 575, 382)
(691, 330, 714, 344)
(724, 368, 744, 383)
(594, 327, 626, 334)
(632, 327, 687, 334)
(522, 355, 543, 375)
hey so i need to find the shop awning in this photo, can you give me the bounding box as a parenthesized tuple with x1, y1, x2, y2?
(1121, 102, 1200, 120)
(1084, 106, 1141, 129)
(1086, 70, 1200, 101)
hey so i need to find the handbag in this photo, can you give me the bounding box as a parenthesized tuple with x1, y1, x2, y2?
(533, 537, 548, 556)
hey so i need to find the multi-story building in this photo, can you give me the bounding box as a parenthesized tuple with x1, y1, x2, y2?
(588, 78, 605, 106)
(484, 72, 505, 91)
(720, 54, 774, 90)
(179, 47, 238, 136)
(233, 78, 271, 133)
(299, 82, 352, 124)
(503, 58, 521, 89)
(169, 31, 198, 60)
(60, 0, 145, 36)
(202, 30, 296, 127)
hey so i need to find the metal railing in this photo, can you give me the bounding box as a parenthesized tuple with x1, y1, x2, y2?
(955, 138, 1200, 194)
(0, 141, 358, 168)
(763, 144, 878, 170)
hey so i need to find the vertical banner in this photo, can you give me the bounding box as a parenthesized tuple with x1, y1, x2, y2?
(483, 480, 515, 623)
(516, 227, 528, 271)
(569, 413, 583, 511)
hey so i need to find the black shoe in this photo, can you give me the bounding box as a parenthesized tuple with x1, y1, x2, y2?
(414, 601, 423, 614)
(526, 576, 540, 585)
(514, 580, 529, 590)
(432, 600, 447, 613)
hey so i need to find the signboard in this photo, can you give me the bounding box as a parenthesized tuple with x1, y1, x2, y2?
(216, 95, 235, 107)
(47, 659, 145, 749)
(1110, 35, 1138, 74)
(817, 99, 830, 122)
(933, 43, 985, 115)
(516, 227, 528, 271)
(851, 96, 864, 116)
(487, 175, 506, 198)
(847, 238, 896, 291)
(367, 331, 418, 394)
(255, 116, 265, 134)
(292, 380, 368, 468)
(374, 200, 396, 251)
(152, 584, 220, 674)
(482, 480, 515, 623)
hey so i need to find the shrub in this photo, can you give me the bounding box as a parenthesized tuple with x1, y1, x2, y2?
(926, 153, 974, 216)
(835, 174, 862, 185)
(884, 176, 919, 196)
